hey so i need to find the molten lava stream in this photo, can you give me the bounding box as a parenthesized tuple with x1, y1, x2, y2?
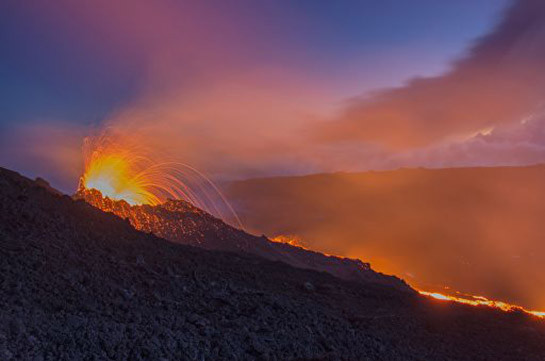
(418, 290, 545, 318)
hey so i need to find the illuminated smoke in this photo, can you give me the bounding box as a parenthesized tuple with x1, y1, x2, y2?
(80, 129, 242, 228)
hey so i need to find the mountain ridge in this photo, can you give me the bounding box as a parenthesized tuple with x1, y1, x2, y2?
(226, 164, 545, 309)
(2, 166, 545, 360)
(74, 186, 408, 291)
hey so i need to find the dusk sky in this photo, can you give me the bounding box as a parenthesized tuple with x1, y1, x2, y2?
(4, 0, 542, 192)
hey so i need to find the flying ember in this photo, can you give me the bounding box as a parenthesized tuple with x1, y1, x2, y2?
(79, 131, 242, 228)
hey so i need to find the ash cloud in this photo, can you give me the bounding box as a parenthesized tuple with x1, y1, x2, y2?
(4, 0, 545, 189)
(320, 0, 545, 151)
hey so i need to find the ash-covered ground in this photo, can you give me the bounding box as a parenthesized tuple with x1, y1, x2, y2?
(74, 186, 407, 290)
(1, 167, 545, 361)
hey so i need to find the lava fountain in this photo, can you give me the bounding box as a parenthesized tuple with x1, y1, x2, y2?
(79, 131, 242, 228)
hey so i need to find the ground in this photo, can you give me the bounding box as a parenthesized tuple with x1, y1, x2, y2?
(1, 167, 545, 361)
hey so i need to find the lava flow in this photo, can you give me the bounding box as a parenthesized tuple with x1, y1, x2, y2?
(79, 133, 545, 320)
(419, 290, 545, 318)
(270, 237, 545, 319)
(79, 132, 242, 228)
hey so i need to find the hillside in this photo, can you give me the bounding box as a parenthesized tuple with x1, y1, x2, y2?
(73, 187, 406, 290)
(2, 166, 545, 360)
(226, 165, 545, 310)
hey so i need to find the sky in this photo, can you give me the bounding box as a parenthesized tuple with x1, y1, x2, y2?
(0, 0, 531, 192)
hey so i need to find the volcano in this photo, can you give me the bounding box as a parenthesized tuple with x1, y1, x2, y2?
(226, 165, 545, 310)
(73, 186, 406, 290)
(2, 166, 545, 360)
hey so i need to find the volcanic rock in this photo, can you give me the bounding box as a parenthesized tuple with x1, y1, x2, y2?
(74, 186, 408, 291)
(1, 166, 545, 360)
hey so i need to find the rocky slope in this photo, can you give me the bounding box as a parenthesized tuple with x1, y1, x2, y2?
(2, 166, 545, 360)
(226, 165, 545, 310)
(74, 187, 406, 290)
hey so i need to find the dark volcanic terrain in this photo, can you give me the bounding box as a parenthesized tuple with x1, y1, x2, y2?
(74, 187, 406, 291)
(226, 165, 545, 310)
(1, 166, 545, 360)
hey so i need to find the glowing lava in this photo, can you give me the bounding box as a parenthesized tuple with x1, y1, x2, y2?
(419, 290, 545, 318)
(80, 132, 242, 227)
(80, 133, 545, 320)
(272, 235, 308, 249)
(82, 152, 157, 205)
(272, 233, 545, 319)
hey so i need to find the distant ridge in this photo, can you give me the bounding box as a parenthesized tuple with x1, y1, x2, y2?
(1, 166, 545, 360)
(74, 186, 408, 291)
(227, 164, 545, 310)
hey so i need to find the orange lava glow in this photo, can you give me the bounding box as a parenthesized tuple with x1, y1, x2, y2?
(80, 135, 545, 319)
(419, 290, 545, 318)
(272, 234, 545, 319)
(80, 132, 242, 227)
(82, 151, 158, 205)
(271, 234, 342, 258)
(272, 235, 308, 248)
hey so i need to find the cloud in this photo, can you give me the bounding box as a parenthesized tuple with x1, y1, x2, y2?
(1, 0, 340, 184)
(0, 121, 87, 191)
(320, 0, 545, 149)
(100, 68, 336, 180)
(371, 116, 545, 171)
(5, 0, 545, 188)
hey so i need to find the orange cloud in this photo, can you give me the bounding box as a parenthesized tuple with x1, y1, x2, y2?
(320, 0, 545, 149)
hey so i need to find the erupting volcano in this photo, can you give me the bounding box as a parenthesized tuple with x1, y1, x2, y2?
(74, 134, 408, 289)
(76, 133, 545, 321)
(79, 132, 242, 228)
(4, 0, 545, 358)
(3, 166, 545, 360)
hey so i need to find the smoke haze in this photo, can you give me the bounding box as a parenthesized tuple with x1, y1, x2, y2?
(4, 1, 541, 188)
